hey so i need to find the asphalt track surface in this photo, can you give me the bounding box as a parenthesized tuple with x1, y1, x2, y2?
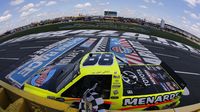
(0, 30, 200, 107)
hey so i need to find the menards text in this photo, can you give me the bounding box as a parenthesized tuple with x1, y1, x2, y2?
(123, 92, 181, 106)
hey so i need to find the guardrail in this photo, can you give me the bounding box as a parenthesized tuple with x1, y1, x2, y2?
(0, 80, 200, 112)
(0, 80, 77, 112)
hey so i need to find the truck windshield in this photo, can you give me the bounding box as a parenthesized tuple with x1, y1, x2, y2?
(39, 62, 80, 93)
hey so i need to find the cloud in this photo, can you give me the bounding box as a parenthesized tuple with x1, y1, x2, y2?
(75, 2, 91, 8)
(46, 1, 57, 6)
(143, 0, 164, 6)
(3, 10, 10, 15)
(158, 2, 164, 6)
(184, 0, 200, 7)
(179, 16, 200, 38)
(99, 2, 110, 6)
(190, 23, 200, 36)
(10, 0, 24, 6)
(19, 3, 34, 12)
(19, 3, 39, 17)
(139, 5, 148, 9)
(35, 1, 47, 7)
(184, 10, 200, 19)
(144, 0, 157, 4)
(36, 12, 47, 17)
(181, 16, 191, 24)
(0, 13, 12, 22)
(20, 8, 38, 17)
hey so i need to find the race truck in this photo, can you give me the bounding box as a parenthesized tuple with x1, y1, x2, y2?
(23, 52, 186, 111)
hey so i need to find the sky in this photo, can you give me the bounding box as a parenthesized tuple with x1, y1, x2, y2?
(1, 0, 200, 38)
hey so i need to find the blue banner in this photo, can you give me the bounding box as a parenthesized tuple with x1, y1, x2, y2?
(7, 37, 87, 87)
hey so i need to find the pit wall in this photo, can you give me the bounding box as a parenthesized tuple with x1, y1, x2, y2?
(0, 80, 199, 112)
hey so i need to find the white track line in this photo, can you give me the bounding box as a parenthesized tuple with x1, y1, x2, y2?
(154, 53, 179, 59)
(175, 71, 200, 76)
(144, 45, 165, 49)
(0, 57, 19, 60)
(20, 46, 44, 49)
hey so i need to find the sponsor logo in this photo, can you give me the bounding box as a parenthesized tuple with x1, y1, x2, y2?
(127, 90, 133, 94)
(136, 69, 151, 86)
(123, 92, 181, 106)
(113, 75, 120, 78)
(113, 90, 119, 95)
(30, 66, 54, 87)
(122, 71, 138, 85)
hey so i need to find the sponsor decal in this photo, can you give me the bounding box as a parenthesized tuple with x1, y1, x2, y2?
(121, 65, 181, 96)
(113, 90, 119, 95)
(127, 90, 133, 94)
(166, 82, 175, 90)
(113, 75, 120, 78)
(6, 38, 86, 87)
(122, 71, 138, 85)
(30, 66, 55, 87)
(160, 83, 170, 91)
(136, 69, 151, 86)
(144, 70, 157, 85)
(123, 92, 181, 106)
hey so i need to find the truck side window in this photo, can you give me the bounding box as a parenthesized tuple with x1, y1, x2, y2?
(61, 75, 112, 99)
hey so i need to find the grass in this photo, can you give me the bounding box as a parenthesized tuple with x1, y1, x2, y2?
(1, 21, 200, 49)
